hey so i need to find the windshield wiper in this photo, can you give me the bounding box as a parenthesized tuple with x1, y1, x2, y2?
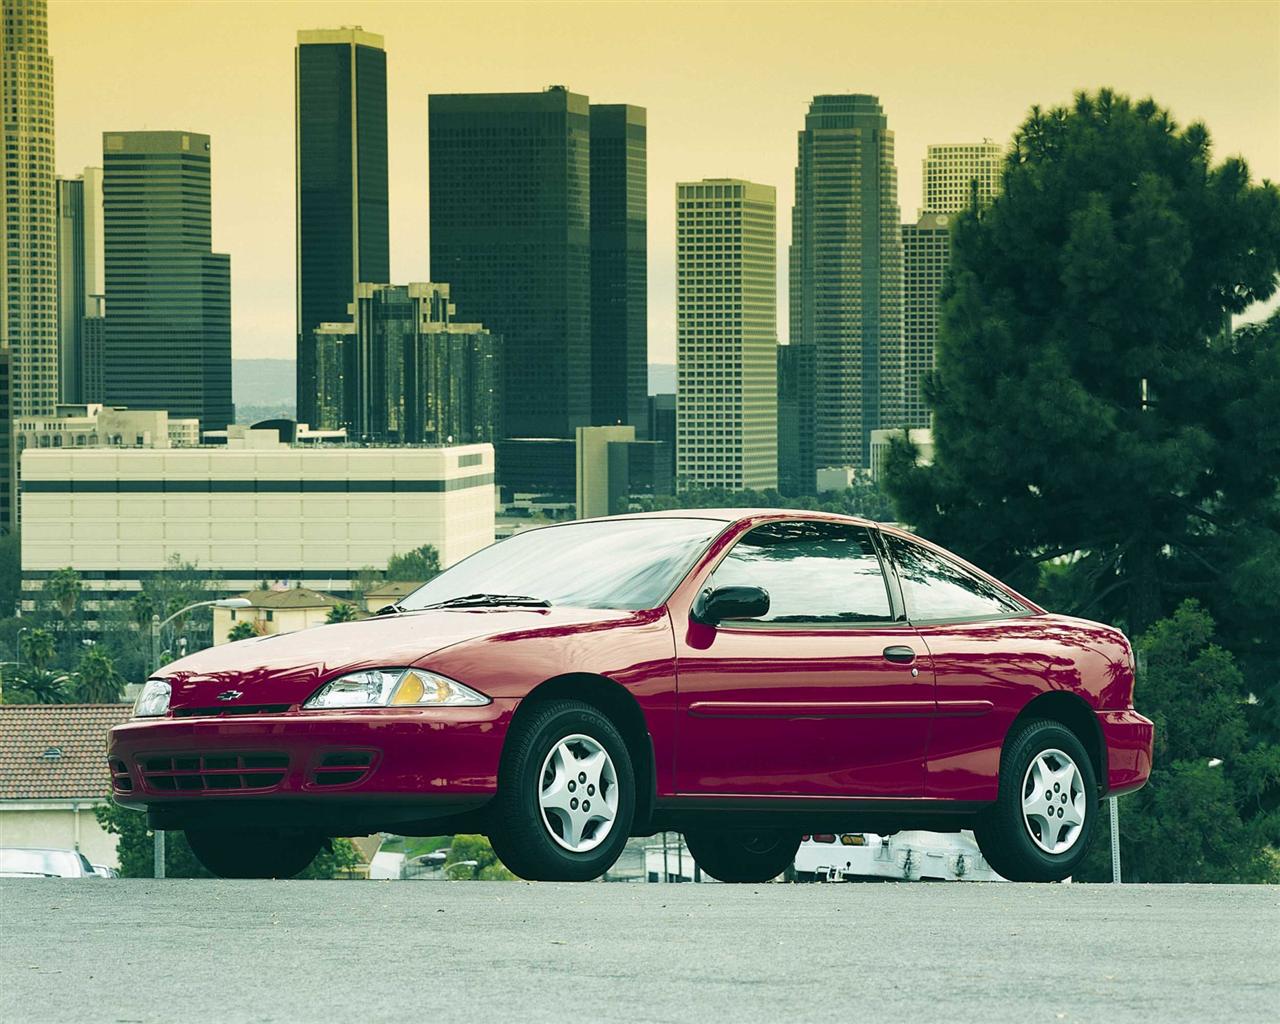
(415, 593, 551, 611)
(375, 603, 403, 616)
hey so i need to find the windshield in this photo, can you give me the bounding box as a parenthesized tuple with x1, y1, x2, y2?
(399, 518, 725, 612)
(0, 848, 85, 877)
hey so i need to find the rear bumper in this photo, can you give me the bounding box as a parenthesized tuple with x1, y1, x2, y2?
(107, 699, 517, 832)
(1096, 709, 1154, 796)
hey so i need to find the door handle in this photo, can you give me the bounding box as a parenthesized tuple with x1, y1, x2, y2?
(883, 645, 916, 665)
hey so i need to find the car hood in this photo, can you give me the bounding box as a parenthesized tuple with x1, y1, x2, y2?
(154, 606, 634, 712)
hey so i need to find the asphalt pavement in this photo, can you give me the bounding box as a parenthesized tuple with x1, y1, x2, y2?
(2, 880, 1276, 1023)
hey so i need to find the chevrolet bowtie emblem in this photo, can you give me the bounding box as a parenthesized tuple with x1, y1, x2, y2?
(216, 690, 244, 702)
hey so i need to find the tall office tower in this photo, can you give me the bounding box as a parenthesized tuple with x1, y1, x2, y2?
(295, 27, 389, 426)
(921, 141, 1002, 214)
(0, 348, 10, 530)
(56, 168, 103, 403)
(901, 213, 951, 429)
(676, 179, 777, 491)
(102, 131, 233, 430)
(313, 282, 501, 445)
(788, 95, 903, 487)
(589, 103, 647, 435)
(430, 87, 593, 439)
(776, 342, 815, 495)
(1, 0, 57, 421)
(80, 296, 105, 402)
(897, 143, 1003, 428)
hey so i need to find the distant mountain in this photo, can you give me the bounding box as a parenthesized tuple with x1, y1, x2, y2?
(233, 359, 295, 417)
(648, 363, 675, 395)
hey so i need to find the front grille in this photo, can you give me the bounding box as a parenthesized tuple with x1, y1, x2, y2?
(172, 704, 292, 718)
(108, 757, 133, 793)
(309, 751, 376, 788)
(140, 752, 289, 793)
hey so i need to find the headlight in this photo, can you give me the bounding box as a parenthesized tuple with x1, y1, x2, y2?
(134, 679, 172, 718)
(302, 669, 490, 710)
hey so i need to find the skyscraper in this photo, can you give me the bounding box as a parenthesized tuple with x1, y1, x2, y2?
(56, 167, 103, 403)
(922, 141, 1002, 215)
(1, 0, 57, 423)
(900, 142, 1003, 427)
(589, 104, 648, 435)
(901, 213, 951, 429)
(430, 87, 591, 440)
(102, 131, 233, 430)
(313, 282, 501, 446)
(676, 179, 777, 491)
(787, 94, 903, 487)
(295, 27, 389, 426)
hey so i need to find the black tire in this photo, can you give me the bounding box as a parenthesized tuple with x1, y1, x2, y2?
(973, 718, 1098, 882)
(488, 699, 634, 881)
(683, 829, 801, 883)
(185, 828, 323, 879)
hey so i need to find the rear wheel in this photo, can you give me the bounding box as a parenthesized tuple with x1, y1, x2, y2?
(185, 828, 323, 879)
(974, 718, 1097, 882)
(488, 699, 634, 881)
(683, 829, 801, 883)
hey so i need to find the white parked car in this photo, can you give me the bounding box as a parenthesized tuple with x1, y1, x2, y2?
(793, 831, 1007, 882)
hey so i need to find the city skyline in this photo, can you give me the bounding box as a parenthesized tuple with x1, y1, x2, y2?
(43, 1, 1280, 364)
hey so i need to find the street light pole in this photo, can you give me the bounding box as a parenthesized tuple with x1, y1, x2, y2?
(146, 597, 251, 880)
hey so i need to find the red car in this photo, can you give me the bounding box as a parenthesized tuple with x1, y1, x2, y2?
(109, 511, 1153, 883)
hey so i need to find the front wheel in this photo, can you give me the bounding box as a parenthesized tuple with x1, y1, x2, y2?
(185, 828, 323, 879)
(973, 718, 1098, 882)
(683, 829, 801, 883)
(488, 699, 634, 881)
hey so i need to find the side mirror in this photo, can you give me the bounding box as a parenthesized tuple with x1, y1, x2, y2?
(692, 585, 770, 626)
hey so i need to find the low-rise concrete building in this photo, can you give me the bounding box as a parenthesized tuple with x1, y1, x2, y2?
(20, 442, 495, 611)
(213, 586, 358, 645)
(361, 580, 422, 615)
(0, 704, 134, 871)
(15, 403, 200, 453)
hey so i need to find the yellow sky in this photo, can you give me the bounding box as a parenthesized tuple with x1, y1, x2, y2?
(48, 0, 1280, 364)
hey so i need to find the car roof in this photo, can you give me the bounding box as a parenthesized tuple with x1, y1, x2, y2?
(596, 508, 881, 528)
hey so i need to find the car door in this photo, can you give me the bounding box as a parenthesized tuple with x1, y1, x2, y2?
(880, 531, 1039, 802)
(673, 519, 933, 799)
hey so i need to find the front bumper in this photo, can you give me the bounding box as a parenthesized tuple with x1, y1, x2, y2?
(1096, 709, 1154, 796)
(108, 699, 517, 832)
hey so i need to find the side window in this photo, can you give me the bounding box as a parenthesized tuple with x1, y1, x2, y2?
(885, 534, 1025, 621)
(709, 521, 892, 624)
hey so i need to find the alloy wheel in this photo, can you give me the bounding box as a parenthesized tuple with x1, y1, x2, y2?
(538, 733, 619, 853)
(1020, 747, 1087, 855)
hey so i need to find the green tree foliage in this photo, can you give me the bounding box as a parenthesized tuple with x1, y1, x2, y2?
(443, 833, 514, 880)
(19, 627, 55, 670)
(226, 620, 257, 643)
(72, 646, 124, 704)
(884, 89, 1280, 642)
(325, 602, 359, 624)
(94, 803, 363, 879)
(385, 545, 441, 583)
(1078, 602, 1280, 882)
(46, 567, 83, 623)
(638, 482, 896, 522)
(4, 666, 71, 704)
(0, 531, 20, 619)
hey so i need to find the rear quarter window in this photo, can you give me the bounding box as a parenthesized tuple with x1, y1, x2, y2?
(886, 534, 1026, 622)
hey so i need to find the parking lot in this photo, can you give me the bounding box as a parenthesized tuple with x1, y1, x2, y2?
(3, 880, 1277, 1022)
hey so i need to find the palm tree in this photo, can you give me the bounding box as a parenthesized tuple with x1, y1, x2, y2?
(73, 647, 124, 703)
(20, 627, 56, 672)
(46, 567, 83, 623)
(11, 667, 71, 704)
(326, 602, 359, 624)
